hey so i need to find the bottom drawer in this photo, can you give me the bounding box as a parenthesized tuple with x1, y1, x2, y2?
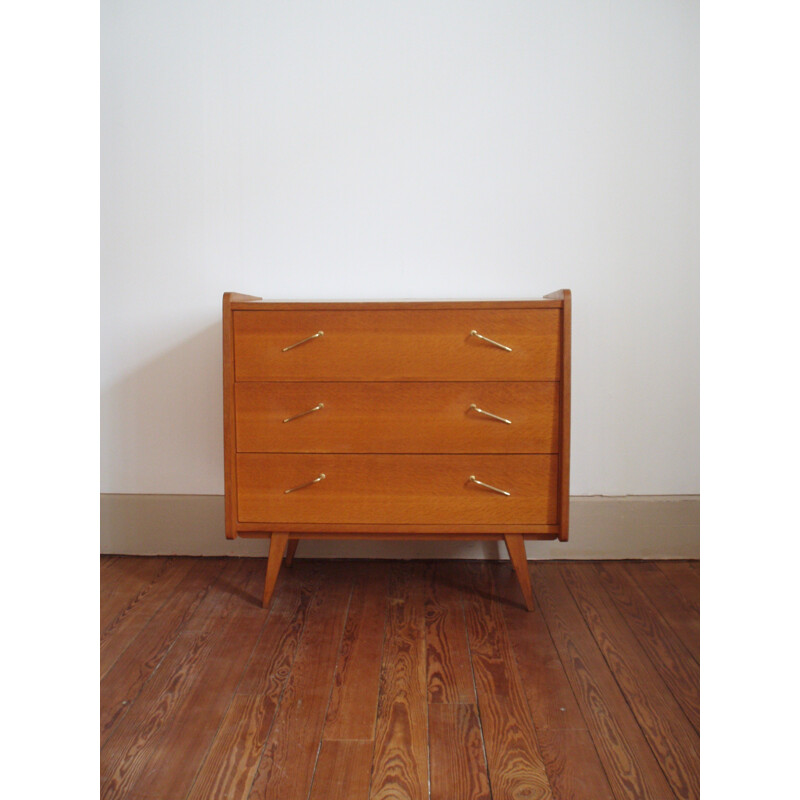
(236, 454, 558, 526)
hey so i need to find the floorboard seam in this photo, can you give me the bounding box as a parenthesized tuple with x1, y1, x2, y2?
(101, 558, 186, 679)
(594, 563, 700, 734)
(504, 561, 608, 796)
(531, 564, 636, 800)
(305, 574, 356, 800)
(460, 563, 495, 800)
(485, 562, 554, 800)
(242, 562, 325, 800)
(365, 567, 392, 800)
(624, 563, 700, 666)
(100, 558, 228, 748)
(559, 564, 682, 800)
(181, 560, 278, 800)
(654, 563, 699, 612)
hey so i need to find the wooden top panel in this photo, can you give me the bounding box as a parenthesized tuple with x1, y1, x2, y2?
(231, 299, 564, 311)
(233, 308, 561, 381)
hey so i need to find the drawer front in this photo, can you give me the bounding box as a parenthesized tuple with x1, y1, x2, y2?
(235, 382, 559, 454)
(236, 454, 558, 525)
(233, 309, 560, 381)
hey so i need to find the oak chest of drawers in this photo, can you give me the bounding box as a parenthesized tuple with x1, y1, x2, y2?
(223, 292, 571, 610)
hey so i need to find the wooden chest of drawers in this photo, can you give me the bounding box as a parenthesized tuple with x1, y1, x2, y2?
(223, 292, 571, 610)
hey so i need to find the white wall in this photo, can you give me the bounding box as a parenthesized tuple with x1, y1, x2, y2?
(101, 0, 698, 498)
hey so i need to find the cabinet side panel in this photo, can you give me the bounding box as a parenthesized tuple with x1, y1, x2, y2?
(559, 292, 572, 540)
(223, 292, 261, 538)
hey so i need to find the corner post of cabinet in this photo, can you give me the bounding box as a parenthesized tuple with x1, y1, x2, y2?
(223, 292, 261, 539)
(544, 289, 571, 541)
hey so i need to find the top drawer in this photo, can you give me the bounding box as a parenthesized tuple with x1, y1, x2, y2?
(233, 308, 561, 381)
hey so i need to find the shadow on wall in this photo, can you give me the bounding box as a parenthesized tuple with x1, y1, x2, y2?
(100, 319, 506, 559)
(102, 321, 223, 497)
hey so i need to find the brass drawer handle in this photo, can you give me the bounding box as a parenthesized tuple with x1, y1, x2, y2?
(469, 403, 511, 424)
(282, 330, 324, 352)
(470, 330, 512, 352)
(285, 473, 326, 494)
(469, 475, 511, 496)
(283, 402, 325, 423)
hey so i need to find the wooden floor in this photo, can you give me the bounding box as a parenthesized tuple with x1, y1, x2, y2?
(100, 556, 699, 800)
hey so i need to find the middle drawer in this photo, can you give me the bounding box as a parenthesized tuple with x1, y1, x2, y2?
(235, 381, 559, 454)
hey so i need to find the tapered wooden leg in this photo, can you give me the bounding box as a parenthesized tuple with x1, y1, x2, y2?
(284, 539, 299, 567)
(262, 533, 288, 609)
(504, 534, 535, 611)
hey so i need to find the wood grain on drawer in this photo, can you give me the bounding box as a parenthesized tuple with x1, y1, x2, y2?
(235, 382, 559, 454)
(236, 454, 559, 525)
(233, 309, 560, 381)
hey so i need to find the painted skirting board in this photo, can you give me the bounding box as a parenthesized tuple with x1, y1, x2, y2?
(100, 494, 699, 559)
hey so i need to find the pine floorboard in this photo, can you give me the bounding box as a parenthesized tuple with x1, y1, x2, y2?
(100, 556, 699, 800)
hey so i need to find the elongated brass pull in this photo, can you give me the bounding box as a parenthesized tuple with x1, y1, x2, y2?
(470, 330, 512, 352)
(469, 403, 512, 424)
(282, 330, 324, 352)
(469, 475, 511, 496)
(283, 403, 324, 423)
(284, 473, 326, 494)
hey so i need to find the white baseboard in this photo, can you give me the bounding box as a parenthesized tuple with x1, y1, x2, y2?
(100, 494, 699, 559)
